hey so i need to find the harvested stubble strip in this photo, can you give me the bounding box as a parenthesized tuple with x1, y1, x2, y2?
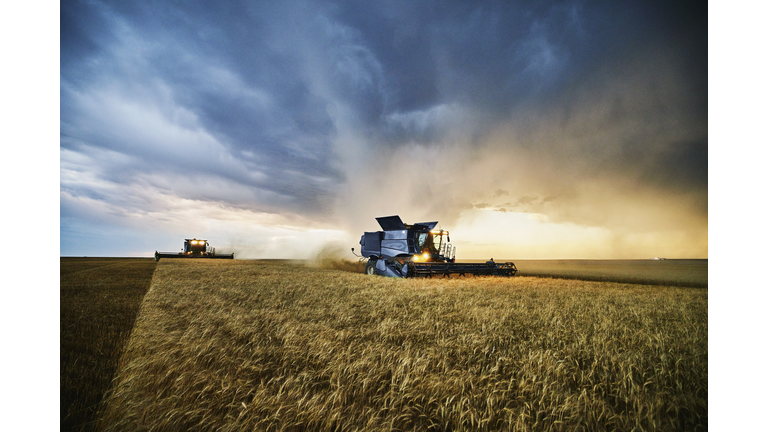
(60, 257, 156, 432)
(98, 260, 707, 432)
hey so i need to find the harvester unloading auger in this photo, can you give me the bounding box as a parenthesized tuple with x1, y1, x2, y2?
(352, 215, 517, 278)
(154, 239, 234, 261)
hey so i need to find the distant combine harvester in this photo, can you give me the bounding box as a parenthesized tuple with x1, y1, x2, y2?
(154, 239, 234, 261)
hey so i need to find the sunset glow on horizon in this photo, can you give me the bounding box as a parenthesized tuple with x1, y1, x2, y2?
(60, 1, 707, 259)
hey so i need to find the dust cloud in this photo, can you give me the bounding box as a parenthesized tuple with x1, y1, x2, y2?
(309, 243, 365, 273)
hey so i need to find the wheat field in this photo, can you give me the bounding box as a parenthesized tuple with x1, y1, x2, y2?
(98, 259, 707, 431)
(60, 258, 157, 431)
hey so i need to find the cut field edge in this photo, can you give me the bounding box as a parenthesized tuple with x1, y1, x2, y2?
(518, 272, 707, 288)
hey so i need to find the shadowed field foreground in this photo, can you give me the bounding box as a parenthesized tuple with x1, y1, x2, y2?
(99, 260, 707, 431)
(60, 258, 157, 431)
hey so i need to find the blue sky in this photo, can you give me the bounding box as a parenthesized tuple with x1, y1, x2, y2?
(59, 0, 708, 258)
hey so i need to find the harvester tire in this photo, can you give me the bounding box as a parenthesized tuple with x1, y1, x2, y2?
(365, 260, 376, 275)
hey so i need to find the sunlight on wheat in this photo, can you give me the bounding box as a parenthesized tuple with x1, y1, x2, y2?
(98, 260, 707, 431)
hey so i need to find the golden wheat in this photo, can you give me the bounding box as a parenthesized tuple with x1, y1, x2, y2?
(509, 259, 707, 288)
(98, 260, 707, 431)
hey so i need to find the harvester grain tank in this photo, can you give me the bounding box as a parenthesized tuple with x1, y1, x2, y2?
(352, 215, 517, 278)
(154, 239, 234, 261)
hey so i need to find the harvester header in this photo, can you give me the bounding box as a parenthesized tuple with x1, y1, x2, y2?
(154, 239, 234, 261)
(352, 215, 516, 278)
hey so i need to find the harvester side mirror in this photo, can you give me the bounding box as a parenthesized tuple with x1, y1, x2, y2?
(447, 236, 450, 242)
(351, 248, 354, 252)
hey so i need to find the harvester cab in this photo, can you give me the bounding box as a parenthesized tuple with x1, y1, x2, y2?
(155, 239, 234, 261)
(353, 215, 516, 278)
(183, 238, 211, 255)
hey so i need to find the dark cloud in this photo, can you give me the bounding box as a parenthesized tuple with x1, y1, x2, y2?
(60, 0, 707, 257)
(61, 1, 350, 216)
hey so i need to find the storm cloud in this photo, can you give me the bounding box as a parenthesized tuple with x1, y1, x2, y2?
(61, 0, 707, 258)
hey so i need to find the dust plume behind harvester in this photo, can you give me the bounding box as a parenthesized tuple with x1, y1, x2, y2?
(352, 215, 517, 278)
(154, 239, 234, 261)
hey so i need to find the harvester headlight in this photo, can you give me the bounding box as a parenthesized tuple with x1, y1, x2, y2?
(423, 253, 429, 260)
(413, 255, 419, 261)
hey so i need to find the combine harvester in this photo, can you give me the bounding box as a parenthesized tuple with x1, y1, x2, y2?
(154, 239, 234, 261)
(352, 215, 517, 278)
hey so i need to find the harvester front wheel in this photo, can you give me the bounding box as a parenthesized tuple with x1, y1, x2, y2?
(365, 260, 376, 275)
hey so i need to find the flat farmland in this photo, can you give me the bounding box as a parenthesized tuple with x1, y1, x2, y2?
(60, 258, 156, 431)
(510, 259, 707, 288)
(96, 259, 707, 431)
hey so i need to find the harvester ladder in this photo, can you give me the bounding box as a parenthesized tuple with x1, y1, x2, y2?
(439, 243, 456, 260)
(444, 243, 455, 260)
